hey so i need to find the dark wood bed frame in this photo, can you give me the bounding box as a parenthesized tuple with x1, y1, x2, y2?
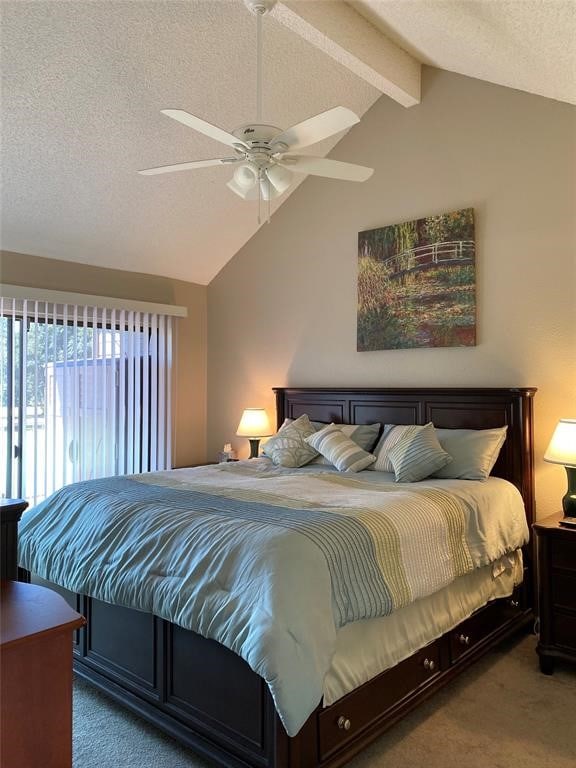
(27, 386, 536, 768)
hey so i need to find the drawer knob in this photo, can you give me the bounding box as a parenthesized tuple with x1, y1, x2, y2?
(423, 658, 436, 671)
(510, 599, 519, 608)
(337, 716, 352, 731)
(458, 634, 471, 646)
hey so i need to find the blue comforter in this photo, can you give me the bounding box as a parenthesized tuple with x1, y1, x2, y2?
(18, 460, 528, 735)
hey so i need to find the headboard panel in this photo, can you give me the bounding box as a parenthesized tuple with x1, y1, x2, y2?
(274, 387, 536, 529)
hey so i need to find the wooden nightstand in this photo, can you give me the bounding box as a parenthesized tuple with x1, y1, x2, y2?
(533, 512, 576, 674)
(0, 498, 28, 580)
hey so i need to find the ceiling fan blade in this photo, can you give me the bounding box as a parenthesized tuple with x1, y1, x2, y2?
(138, 157, 241, 176)
(272, 106, 360, 152)
(279, 156, 373, 182)
(161, 109, 242, 149)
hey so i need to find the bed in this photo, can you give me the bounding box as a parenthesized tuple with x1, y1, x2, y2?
(19, 386, 536, 768)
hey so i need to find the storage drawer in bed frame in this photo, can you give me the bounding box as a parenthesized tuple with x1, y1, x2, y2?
(449, 583, 525, 664)
(30, 573, 531, 768)
(317, 640, 442, 760)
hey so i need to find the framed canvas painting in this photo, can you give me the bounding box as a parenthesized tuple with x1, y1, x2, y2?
(357, 208, 476, 350)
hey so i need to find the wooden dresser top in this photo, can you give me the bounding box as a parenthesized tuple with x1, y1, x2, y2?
(1, 581, 85, 648)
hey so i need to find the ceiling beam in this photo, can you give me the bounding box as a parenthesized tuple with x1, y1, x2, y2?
(271, 1, 420, 107)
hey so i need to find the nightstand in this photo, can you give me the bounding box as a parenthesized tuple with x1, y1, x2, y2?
(533, 512, 576, 674)
(0, 498, 28, 580)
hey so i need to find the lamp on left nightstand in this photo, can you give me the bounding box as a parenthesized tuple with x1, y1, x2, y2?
(236, 408, 272, 459)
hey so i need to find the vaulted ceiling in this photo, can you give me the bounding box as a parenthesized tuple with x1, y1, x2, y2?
(2, 1, 574, 285)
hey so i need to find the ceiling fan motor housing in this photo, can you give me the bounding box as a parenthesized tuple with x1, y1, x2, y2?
(244, 0, 276, 15)
(232, 124, 282, 144)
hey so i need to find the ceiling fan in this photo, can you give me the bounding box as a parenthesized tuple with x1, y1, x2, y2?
(138, 0, 374, 213)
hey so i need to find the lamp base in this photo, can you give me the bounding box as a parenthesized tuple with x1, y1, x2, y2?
(562, 466, 576, 516)
(248, 438, 261, 459)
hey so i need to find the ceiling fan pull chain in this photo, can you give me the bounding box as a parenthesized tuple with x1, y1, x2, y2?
(258, 172, 262, 225)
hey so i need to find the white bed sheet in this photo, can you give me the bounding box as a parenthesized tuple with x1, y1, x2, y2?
(323, 548, 523, 706)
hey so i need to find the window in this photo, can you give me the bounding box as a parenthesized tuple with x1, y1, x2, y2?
(1, 291, 181, 505)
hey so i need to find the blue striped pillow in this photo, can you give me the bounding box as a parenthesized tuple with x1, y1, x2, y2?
(387, 423, 452, 482)
(305, 424, 376, 473)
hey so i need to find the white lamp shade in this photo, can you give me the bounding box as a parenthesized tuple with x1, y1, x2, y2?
(233, 164, 257, 190)
(266, 165, 293, 195)
(236, 408, 272, 438)
(227, 177, 259, 200)
(544, 419, 576, 467)
(259, 177, 282, 201)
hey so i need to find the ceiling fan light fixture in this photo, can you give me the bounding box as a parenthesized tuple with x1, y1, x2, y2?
(227, 178, 259, 200)
(259, 177, 279, 201)
(233, 163, 258, 190)
(266, 164, 293, 195)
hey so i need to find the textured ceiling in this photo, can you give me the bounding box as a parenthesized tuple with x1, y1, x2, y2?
(0, 0, 380, 284)
(2, 1, 575, 285)
(353, 0, 576, 106)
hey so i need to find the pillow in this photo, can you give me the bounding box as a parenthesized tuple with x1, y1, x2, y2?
(304, 424, 376, 473)
(368, 424, 414, 472)
(262, 414, 319, 468)
(388, 423, 452, 483)
(432, 426, 508, 480)
(261, 418, 295, 456)
(277, 418, 381, 466)
(309, 422, 381, 465)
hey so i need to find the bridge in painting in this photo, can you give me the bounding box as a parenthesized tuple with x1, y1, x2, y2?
(382, 240, 475, 280)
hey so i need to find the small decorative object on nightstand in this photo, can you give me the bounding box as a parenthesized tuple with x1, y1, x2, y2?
(218, 443, 238, 463)
(544, 418, 576, 516)
(533, 512, 576, 674)
(236, 408, 272, 459)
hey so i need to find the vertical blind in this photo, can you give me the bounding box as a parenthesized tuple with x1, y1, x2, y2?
(1, 294, 177, 505)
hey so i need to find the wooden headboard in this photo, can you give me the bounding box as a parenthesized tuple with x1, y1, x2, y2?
(274, 386, 536, 529)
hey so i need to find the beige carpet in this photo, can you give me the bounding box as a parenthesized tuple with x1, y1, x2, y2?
(73, 633, 576, 767)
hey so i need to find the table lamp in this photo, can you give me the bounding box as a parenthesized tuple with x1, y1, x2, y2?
(236, 408, 272, 459)
(544, 418, 576, 516)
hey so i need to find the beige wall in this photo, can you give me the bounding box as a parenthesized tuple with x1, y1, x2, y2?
(208, 67, 576, 520)
(0, 250, 208, 468)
